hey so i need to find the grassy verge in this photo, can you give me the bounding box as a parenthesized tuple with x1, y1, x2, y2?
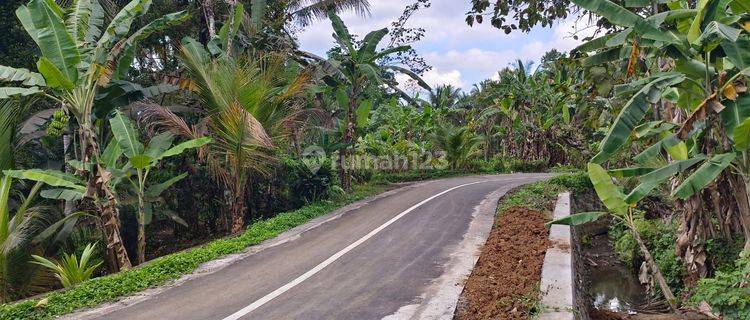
(0, 183, 389, 320)
(498, 172, 590, 212)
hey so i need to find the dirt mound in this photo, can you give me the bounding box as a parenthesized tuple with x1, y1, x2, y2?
(455, 206, 550, 320)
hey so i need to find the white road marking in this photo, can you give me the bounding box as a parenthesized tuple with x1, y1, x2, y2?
(220, 179, 503, 320)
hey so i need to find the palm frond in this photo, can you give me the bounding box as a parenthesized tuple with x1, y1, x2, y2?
(291, 0, 370, 27)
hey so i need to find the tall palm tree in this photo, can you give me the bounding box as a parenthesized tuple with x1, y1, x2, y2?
(427, 85, 461, 110)
(143, 38, 309, 234)
(289, 0, 370, 27)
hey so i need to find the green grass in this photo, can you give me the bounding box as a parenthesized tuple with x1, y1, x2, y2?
(498, 172, 589, 212)
(0, 183, 388, 320)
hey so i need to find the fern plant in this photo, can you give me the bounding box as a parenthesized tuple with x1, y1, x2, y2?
(31, 243, 102, 288)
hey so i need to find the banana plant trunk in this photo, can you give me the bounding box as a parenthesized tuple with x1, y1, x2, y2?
(629, 215, 677, 310)
(736, 176, 750, 252)
(63, 133, 76, 215)
(79, 125, 132, 272)
(137, 192, 146, 264)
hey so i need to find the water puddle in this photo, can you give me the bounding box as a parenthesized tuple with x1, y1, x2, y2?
(589, 264, 646, 313)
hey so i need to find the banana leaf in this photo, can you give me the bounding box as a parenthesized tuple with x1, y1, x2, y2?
(26, 0, 80, 85)
(592, 73, 685, 163)
(722, 37, 750, 70)
(672, 152, 737, 199)
(609, 167, 656, 178)
(155, 137, 211, 162)
(734, 118, 750, 151)
(358, 28, 388, 61)
(328, 11, 355, 55)
(0, 66, 45, 86)
(0, 87, 42, 99)
(94, 0, 152, 64)
(109, 111, 144, 158)
(571, 0, 678, 43)
(40, 188, 84, 201)
(145, 172, 187, 198)
(2, 169, 85, 190)
(547, 212, 608, 226)
(588, 162, 630, 215)
(625, 157, 706, 203)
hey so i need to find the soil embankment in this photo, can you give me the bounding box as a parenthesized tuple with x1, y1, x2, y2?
(454, 206, 550, 320)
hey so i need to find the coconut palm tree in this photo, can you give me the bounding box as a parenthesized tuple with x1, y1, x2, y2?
(141, 37, 310, 234)
(427, 85, 461, 110)
(430, 124, 483, 171)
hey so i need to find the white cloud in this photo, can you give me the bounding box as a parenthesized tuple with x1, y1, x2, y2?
(421, 68, 465, 88)
(395, 67, 464, 93)
(295, 1, 596, 89)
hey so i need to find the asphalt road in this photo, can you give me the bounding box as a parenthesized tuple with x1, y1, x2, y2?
(84, 174, 552, 320)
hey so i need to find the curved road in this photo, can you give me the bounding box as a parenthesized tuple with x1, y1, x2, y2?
(75, 174, 553, 320)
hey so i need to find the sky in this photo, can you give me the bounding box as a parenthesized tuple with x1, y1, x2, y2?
(295, 1, 593, 92)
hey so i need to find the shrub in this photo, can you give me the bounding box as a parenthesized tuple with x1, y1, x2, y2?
(692, 252, 750, 320)
(31, 243, 102, 288)
(549, 172, 591, 191)
(609, 215, 685, 296)
(505, 158, 548, 173)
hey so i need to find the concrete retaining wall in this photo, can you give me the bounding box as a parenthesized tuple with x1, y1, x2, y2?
(538, 192, 575, 319)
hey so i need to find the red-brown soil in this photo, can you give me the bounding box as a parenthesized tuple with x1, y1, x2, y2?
(455, 206, 551, 320)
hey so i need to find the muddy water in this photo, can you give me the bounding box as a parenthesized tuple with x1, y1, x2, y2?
(572, 190, 648, 317)
(589, 257, 646, 313)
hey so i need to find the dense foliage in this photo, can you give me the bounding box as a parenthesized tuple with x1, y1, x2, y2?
(0, 0, 748, 318)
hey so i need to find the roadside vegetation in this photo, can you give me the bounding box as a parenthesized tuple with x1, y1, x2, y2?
(0, 0, 748, 319)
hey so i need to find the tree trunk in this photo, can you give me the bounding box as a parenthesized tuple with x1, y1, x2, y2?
(137, 193, 146, 264)
(630, 216, 677, 310)
(733, 175, 750, 252)
(340, 89, 357, 191)
(62, 133, 76, 215)
(338, 148, 348, 190)
(201, 0, 217, 39)
(79, 125, 132, 272)
(230, 192, 246, 234)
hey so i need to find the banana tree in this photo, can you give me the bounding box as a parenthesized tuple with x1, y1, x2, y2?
(317, 11, 430, 189)
(551, 161, 712, 309)
(575, 0, 750, 279)
(108, 111, 210, 264)
(0, 0, 189, 271)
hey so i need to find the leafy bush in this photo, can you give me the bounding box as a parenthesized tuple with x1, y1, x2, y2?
(706, 238, 745, 273)
(31, 243, 102, 288)
(609, 215, 685, 296)
(692, 252, 750, 320)
(500, 181, 564, 212)
(505, 158, 548, 173)
(549, 172, 591, 191)
(280, 157, 336, 204)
